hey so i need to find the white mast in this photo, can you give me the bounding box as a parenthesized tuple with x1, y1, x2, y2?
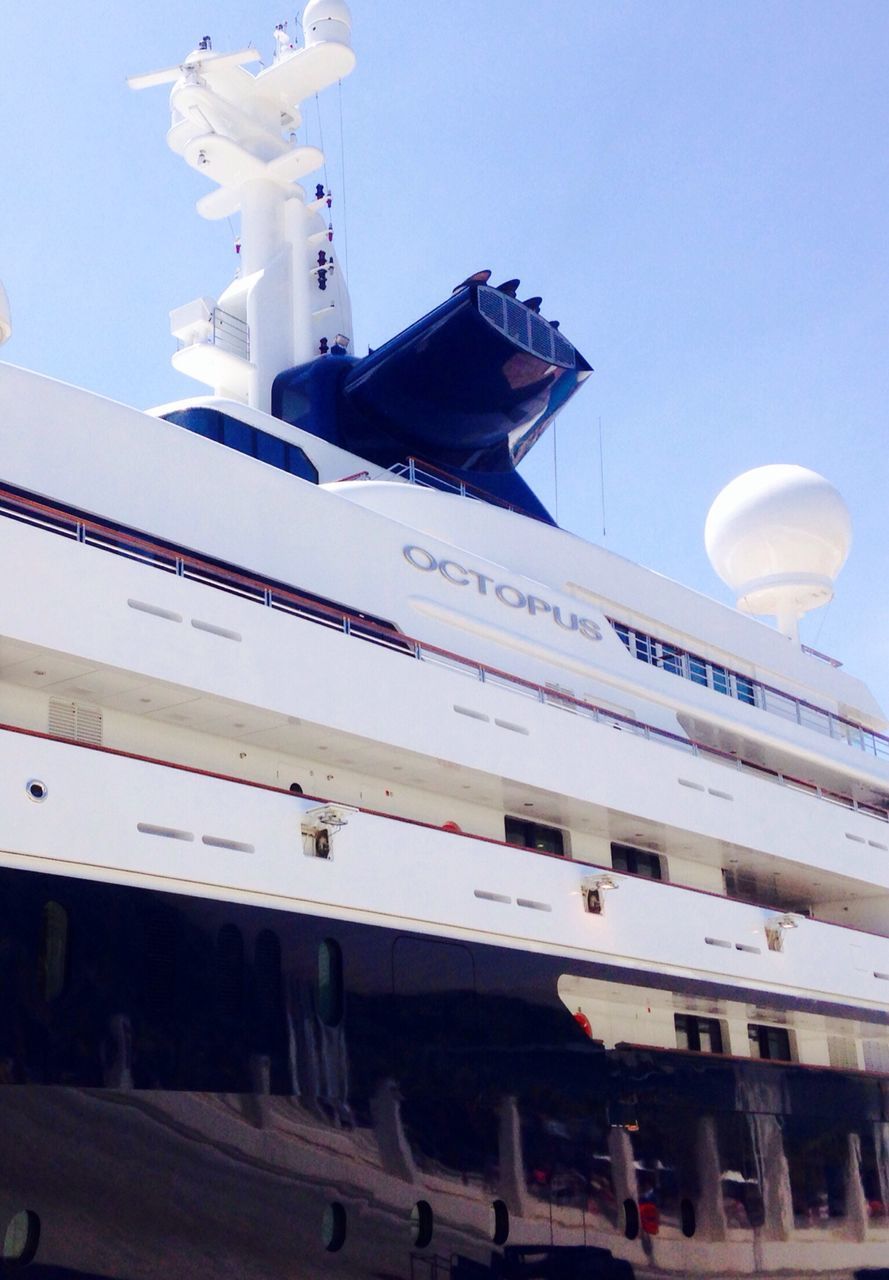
(129, 0, 355, 413)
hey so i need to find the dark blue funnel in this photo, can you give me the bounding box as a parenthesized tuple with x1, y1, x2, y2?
(272, 282, 592, 523)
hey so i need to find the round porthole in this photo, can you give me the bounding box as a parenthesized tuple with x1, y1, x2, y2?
(25, 779, 47, 803)
(622, 1197, 640, 1241)
(321, 1201, 346, 1253)
(3, 1209, 40, 1265)
(491, 1198, 510, 1246)
(411, 1200, 433, 1249)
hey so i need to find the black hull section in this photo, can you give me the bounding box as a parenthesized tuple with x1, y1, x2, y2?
(1, 864, 888, 1278)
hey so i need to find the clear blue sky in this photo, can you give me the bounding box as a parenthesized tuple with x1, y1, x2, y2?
(2, 1, 888, 710)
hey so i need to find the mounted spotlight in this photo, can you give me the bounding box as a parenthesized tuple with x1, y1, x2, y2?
(765, 912, 800, 952)
(581, 874, 620, 915)
(300, 803, 357, 860)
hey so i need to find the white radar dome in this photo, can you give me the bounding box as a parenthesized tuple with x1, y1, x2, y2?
(0, 281, 10, 346)
(705, 464, 851, 640)
(303, 0, 352, 47)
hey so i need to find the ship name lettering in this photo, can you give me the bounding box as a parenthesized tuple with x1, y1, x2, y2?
(402, 545, 602, 641)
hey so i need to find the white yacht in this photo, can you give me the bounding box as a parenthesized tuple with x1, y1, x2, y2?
(1, 5, 888, 1278)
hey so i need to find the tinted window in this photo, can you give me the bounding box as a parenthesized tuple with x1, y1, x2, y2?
(675, 1013, 723, 1054)
(256, 431, 286, 468)
(748, 1023, 791, 1060)
(611, 842, 662, 880)
(162, 407, 318, 484)
(39, 901, 68, 1002)
(505, 816, 565, 856)
(222, 418, 254, 454)
(318, 939, 343, 1027)
(287, 444, 319, 483)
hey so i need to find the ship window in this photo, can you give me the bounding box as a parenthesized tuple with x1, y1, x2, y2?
(216, 924, 245, 1021)
(491, 1199, 510, 1245)
(256, 431, 286, 468)
(2, 1210, 40, 1264)
(321, 1201, 347, 1252)
(634, 633, 652, 663)
(254, 930, 283, 1052)
(711, 665, 730, 695)
(611, 842, 663, 880)
(674, 1013, 723, 1054)
(39, 901, 68, 1002)
(286, 444, 318, 482)
(609, 619, 766, 714)
(504, 816, 565, 857)
(411, 1200, 433, 1249)
(735, 675, 756, 705)
(748, 1023, 792, 1061)
(688, 655, 708, 686)
(659, 644, 682, 675)
(177, 409, 222, 441)
(161, 407, 319, 484)
(680, 1197, 697, 1237)
(223, 418, 254, 454)
(318, 939, 343, 1027)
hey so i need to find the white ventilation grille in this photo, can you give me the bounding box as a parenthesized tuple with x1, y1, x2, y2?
(49, 699, 103, 746)
(863, 1039, 889, 1073)
(828, 1035, 859, 1070)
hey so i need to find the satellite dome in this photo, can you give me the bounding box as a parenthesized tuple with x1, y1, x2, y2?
(0, 281, 10, 346)
(705, 464, 851, 639)
(302, 0, 352, 47)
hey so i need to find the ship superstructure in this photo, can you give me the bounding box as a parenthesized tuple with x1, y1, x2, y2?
(0, 5, 888, 1278)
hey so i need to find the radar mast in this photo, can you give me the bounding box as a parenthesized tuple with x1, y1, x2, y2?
(130, 0, 355, 412)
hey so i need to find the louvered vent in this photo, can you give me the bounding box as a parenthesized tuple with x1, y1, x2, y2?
(476, 286, 576, 368)
(828, 1036, 859, 1070)
(49, 698, 103, 746)
(863, 1039, 889, 1073)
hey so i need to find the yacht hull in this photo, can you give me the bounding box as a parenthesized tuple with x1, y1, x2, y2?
(1, 864, 887, 1278)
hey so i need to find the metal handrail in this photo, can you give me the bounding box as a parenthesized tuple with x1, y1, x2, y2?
(0, 482, 886, 824)
(210, 306, 250, 359)
(389, 456, 546, 520)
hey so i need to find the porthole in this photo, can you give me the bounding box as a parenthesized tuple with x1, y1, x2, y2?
(622, 1197, 640, 1241)
(321, 1201, 346, 1252)
(491, 1198, 509, 1246)
(25, 779, 47, 803)
(411, 1200, 433, 1249)
(680, 1196, 697, 1238)
(3, 1209, 40, 1265)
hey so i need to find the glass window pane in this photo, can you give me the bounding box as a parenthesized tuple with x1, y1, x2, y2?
(318, 938, 343, 1026)
(256, 431, 287, 469)
(222, 418, 255, 455)
(711, 666, 729, 695)
(287, 445, 319, 483)
(688, 656, 708, 685)
(40, 901, 68, 1002)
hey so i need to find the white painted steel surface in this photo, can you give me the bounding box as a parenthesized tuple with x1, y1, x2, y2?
(2, 726, 889, 1015)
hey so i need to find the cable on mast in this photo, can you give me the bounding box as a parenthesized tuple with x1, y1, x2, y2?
(598, 415, 607, 538)
(337, 79, 349, 276)
(552, 420, 560, 523)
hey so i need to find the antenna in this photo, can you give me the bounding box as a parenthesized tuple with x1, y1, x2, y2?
(598, 415, 606, 539)
(130, 1, 356, 412)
